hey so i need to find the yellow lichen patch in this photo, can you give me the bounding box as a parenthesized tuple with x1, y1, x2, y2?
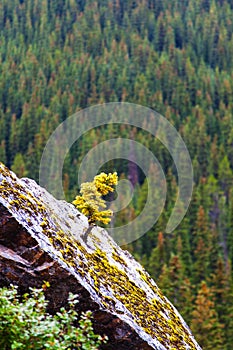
(0, 166, 47, 218)
(84, 248, 197, 350)
(111, 249, 127, 267)
(43, 227, 88, 269)
(40, 219, 49, 228)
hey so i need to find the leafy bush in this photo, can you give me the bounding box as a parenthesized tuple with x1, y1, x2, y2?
(0, 284, 107, 350)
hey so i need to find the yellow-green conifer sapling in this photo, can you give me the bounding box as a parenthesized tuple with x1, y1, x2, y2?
(73, 172, 118, 242)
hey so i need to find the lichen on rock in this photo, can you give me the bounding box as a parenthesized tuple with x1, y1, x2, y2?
(0, 163, 202, 350)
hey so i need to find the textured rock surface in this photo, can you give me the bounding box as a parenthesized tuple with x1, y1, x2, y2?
(0, 163, 201, 350)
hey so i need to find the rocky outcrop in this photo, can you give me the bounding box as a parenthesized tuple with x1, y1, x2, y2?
(0, 163, 201, 350)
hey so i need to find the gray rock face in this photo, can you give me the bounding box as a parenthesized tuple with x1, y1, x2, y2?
(0, 163, 202, 350)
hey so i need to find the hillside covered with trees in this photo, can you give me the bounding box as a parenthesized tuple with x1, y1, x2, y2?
(0, 0, 233, 348)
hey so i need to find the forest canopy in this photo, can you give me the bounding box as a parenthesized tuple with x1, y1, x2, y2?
(0, 0, 233, 348)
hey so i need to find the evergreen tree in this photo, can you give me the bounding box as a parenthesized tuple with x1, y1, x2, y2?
(191, 281, 224, 350)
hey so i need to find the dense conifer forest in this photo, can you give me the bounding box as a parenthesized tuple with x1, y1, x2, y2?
(0, 0, 233, 348)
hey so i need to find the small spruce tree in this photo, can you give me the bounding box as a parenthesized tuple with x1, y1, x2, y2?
(73, 172, 118, 241)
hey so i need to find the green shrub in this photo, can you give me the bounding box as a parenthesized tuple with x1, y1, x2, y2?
(0, 284, 107, 350)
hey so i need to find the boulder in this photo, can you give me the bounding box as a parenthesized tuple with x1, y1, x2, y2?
(0, 163, 201, 350)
